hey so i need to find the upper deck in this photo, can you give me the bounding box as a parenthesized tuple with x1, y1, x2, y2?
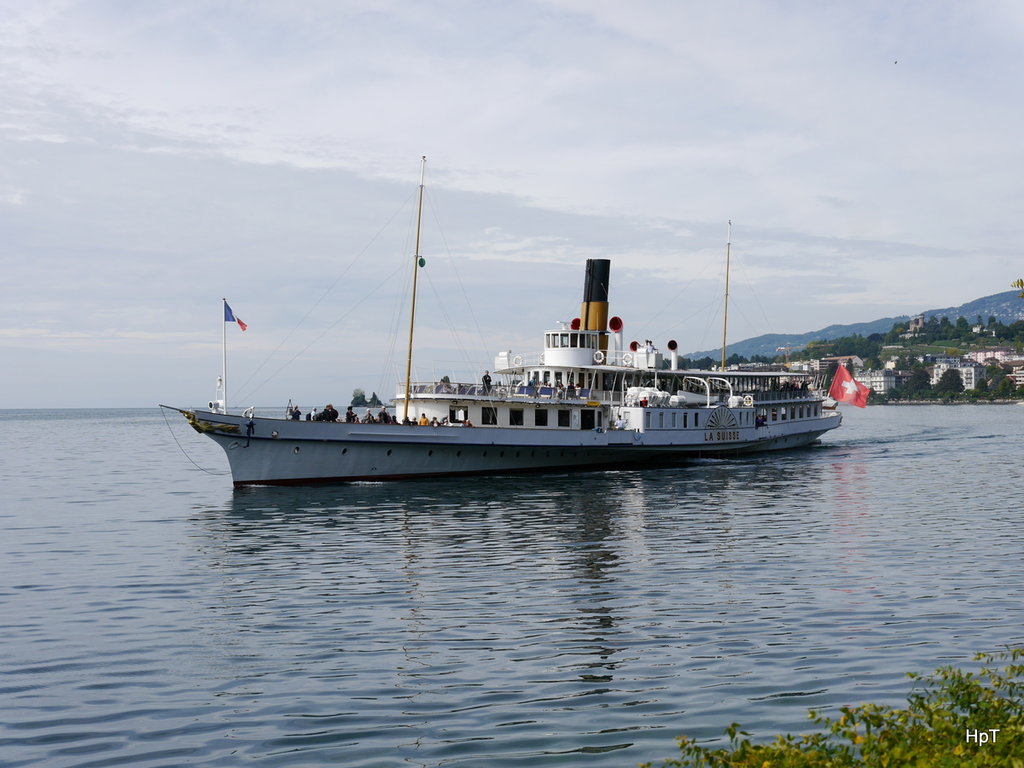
(400, 369, 824, 409)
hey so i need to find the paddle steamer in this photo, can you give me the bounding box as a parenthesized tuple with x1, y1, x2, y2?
(170, 255, 841, 486)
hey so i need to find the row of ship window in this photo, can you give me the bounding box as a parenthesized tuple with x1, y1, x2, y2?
(447, 403, 822, 430)
(642, 404, 822, 430)
(453, 407, 602, 429)
(544, 332, 600, 349)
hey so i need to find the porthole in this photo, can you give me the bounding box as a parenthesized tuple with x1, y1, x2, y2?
(293, 446, 300, 454)
(386, 449, 392, 456)
(271, 431, 279, 438)
(428, 450, 433, 456)
(456, 450, 462, 457)
(341, 448, 347, 455)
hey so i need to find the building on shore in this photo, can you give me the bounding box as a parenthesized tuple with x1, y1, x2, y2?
(930, 362, 988, 389)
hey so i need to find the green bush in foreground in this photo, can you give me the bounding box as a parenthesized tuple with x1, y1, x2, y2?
(644, 648, 1023, 768)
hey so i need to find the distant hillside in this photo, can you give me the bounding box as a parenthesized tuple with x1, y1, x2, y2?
(685, 290, 1024, 360)
(921, 291, 1024, 326)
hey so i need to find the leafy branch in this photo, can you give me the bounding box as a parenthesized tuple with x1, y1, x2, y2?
(645, 647, 1024, 768)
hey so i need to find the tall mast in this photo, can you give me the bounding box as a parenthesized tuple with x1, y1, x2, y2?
(402, 156, 427, 421)
(720, 220, 732, 371)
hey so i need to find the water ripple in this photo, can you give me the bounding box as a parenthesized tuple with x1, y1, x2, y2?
(0, 406, 1022, 765)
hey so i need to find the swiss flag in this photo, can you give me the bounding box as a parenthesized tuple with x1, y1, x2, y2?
(828, 364, 870, 407)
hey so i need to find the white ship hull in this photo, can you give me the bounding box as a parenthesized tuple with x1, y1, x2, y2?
(174, 407, 841, 486)
(174, 255, 848, 485)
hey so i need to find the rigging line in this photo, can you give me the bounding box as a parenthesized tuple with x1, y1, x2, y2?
(655, 258, 729, 340)
(631, 254, 719, 341)
(658, 300, 719, 340)
(692, 294, 727, 358)
(376, 276, 407, 405)
(376, 271, 411, 401)
(376, 195, 423, 401)
(421, 266, 476, 373)
(160, 407, 230, 476)
(377, 279, 411, 402)
(676, 251, 732, 356)
(240, 259, 409, 402)
(728, 301, 763, 351)
(727, 248, 775, 337)
(425, 193, 491, 364)
(234, 188, 418, 400)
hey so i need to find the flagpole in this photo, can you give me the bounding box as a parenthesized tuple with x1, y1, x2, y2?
(222, 298, 228, 414)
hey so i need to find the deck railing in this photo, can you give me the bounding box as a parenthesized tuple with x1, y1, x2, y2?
(399, 381, 602, 402)
(397, 381, 820, 407)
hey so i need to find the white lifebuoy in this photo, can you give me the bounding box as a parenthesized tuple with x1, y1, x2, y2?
(512, 354, 523, 367)
(593, 350, 605, 364)
(622, 352, 633, 366)
(742, 395, 754, 407)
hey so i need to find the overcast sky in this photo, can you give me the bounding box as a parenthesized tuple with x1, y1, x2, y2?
(3, 1, 1022, 408)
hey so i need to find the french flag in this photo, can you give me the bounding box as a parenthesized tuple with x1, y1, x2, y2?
(224, 302, 247, 331)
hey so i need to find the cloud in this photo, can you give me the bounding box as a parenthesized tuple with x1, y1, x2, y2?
(2, 1, 1023, 406)
(0, 186, 26, 205)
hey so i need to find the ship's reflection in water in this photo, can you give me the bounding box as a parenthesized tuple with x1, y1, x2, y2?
(186, 458, 837, 763)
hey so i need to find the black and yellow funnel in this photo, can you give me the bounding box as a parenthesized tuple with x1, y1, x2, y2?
(579, 259, 610, 335)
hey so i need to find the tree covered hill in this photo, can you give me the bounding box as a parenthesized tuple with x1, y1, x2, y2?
(686, 289, 1024, 359)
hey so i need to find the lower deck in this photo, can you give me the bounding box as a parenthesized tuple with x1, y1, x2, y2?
(176, 405, 843, 485)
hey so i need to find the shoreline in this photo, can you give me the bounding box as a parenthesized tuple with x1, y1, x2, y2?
(874, 399, 1023, 406)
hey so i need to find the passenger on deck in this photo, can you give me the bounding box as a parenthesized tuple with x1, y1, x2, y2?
(481, 370, 492, 394)
(345, 406, 357, 423)
(289, 405, 302, 420)
(321, 404, 339, 422)
(462, 418, 474, 427)
(363, 409, 376, 423)
(418, 413, 430, 426)
(378, 406, 391, 424)
(430, 417, 440, 427)
(566, 380, 576, 398)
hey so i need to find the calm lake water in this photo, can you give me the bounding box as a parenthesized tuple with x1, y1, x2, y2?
(1, 405, 1022, 767)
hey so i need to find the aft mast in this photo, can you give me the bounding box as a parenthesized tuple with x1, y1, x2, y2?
(402, 156, 427, 422)
(720, 220, 732, 371)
